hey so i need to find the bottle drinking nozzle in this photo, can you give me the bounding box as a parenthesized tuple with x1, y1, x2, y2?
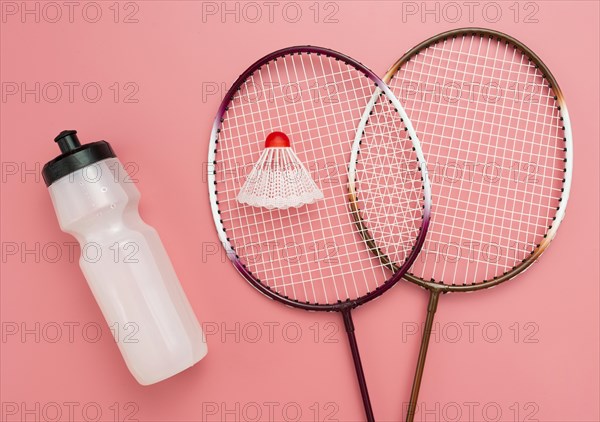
(55, 130, 81, 152)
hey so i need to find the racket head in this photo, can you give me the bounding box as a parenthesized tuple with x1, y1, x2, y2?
(382, 28, 572, 292)
(208, 46, 431, 311)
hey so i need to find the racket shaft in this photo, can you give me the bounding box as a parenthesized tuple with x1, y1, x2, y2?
(342, 308, 375, 422)
(406, 290, 440, 422)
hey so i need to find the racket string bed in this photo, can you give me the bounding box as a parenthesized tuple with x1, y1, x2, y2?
(388, 34, 568, 287)
(216, 59, 425, 303)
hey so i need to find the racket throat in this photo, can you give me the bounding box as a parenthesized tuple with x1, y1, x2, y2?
(406, 290, 441, 422)
(341, 307, 375, 422)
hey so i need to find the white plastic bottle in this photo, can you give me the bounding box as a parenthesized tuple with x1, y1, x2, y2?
(42, 130, 207, 385)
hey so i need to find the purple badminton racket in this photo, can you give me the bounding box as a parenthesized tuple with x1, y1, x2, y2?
(208, 46, 431, 421)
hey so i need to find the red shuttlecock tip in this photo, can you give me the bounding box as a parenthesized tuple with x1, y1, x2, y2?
(265, 131, 291, 148)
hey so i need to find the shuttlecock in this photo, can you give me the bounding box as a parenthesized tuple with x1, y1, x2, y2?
(237, 132, 324, 209)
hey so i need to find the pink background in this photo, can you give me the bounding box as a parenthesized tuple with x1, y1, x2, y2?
(1, 1, 598, 421)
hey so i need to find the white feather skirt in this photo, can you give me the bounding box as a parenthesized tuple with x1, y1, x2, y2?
(237, 147, 324, 209)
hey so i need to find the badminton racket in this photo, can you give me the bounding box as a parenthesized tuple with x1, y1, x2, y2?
(375, 28, 572, 421)
(208, 46, 431, 421)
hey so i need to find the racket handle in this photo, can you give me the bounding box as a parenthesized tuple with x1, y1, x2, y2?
(342, 308, 375, 422)
(406, 290, 440, 422)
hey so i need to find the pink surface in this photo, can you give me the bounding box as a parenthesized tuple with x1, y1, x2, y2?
(1, 1, 598, 421)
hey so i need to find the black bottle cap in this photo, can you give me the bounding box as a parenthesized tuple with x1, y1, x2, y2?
(42, 130, 116, 186)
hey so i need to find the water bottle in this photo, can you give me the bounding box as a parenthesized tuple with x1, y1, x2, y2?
(42, 130, 207, 385)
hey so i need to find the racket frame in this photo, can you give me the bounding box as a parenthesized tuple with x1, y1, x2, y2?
(208, 45, 432, 310)
(381, 27, 573, 293)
